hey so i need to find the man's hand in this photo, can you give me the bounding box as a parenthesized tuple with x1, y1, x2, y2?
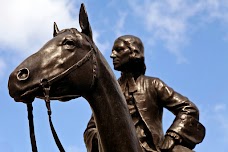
(160, 135, 175, 152)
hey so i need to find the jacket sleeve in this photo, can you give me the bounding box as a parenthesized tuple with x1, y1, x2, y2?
(154, 78, 205, 149)
(84, 114, 100, 152)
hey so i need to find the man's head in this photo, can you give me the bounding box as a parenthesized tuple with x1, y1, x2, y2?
(110, 35, 146, 74)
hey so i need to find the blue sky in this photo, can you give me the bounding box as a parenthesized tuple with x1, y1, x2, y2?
(0, 0, 228, 151)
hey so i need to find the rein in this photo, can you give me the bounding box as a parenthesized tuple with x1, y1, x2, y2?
(26, 46, 96, 152)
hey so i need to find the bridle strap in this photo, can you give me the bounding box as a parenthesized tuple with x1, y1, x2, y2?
(26, 46, 96, 152)
(26, 80, 65, 152)
(27, 103, 38, 152)
(47, 47, 94, 86)
(48, 114, 65, 152)
(41, 79, 65, 152)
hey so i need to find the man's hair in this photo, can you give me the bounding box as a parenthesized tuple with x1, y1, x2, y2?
(116, 35, 146, 74)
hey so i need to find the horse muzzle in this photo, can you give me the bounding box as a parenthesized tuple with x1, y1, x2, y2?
(8, 67, 36, 103)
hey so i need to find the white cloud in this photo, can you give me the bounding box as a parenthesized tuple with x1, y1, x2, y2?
(0, 0, 81, 55)
(0, 0, 107, 59)
(200, 103, 228, 144)
(213, 104, 228, 143)
(0, 58, 6, 77)
(0, 58, 6, 69)
(127, 0, 228, 63)
(214, 103, 227, 112)
(115, 11, 127, 37)
(93, 30, 110, 53)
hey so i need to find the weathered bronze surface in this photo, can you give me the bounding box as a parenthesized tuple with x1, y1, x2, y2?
(84, 35, 205, 152)
(8, 3, 142, 152)
(8, 3, 205, 152)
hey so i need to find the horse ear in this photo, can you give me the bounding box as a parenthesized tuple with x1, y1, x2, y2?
(79, 3, 93, 39)
(53, 22, 59, 37)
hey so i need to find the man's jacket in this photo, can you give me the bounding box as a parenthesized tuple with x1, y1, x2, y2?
(84, 75, 205, 151)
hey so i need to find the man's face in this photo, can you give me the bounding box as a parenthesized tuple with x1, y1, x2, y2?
(110, 39, 131, 71)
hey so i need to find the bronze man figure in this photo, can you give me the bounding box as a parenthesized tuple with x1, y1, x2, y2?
(84, 35, 205, 152)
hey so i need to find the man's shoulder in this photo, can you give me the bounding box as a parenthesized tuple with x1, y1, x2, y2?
(138, 75, 168, 89)
(139, 75, 162, 83)
(117, 74, 164, 85)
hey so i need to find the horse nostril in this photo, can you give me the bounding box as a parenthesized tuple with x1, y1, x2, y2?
(17, 68, 30, 81)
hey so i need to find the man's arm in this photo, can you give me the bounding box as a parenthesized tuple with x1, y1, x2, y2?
(84, 114, 100, 152)
(154, 78, 205, 150)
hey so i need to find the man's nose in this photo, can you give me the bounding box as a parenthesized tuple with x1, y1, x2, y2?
(110, 50, 117, 58)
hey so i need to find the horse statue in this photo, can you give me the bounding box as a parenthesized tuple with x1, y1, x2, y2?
(8, 3, 142, 152)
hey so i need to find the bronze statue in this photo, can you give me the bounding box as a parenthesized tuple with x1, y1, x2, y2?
(8, 4, 142, 152)
(84, 35, 205, 152)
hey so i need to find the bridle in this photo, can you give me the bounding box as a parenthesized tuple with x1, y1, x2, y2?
(26, 45, 97, 152)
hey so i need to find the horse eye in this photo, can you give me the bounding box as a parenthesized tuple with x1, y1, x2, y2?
(63, 39, 75, 46)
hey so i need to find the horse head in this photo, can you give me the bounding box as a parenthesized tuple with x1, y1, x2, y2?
(8, 4, 144, 152)
(8, 4, 97, 103)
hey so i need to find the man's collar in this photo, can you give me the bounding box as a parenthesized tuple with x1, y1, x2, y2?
(119, 73, 138, 93)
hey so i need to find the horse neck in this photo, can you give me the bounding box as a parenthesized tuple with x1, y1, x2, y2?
(84, 51, 142, 152)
